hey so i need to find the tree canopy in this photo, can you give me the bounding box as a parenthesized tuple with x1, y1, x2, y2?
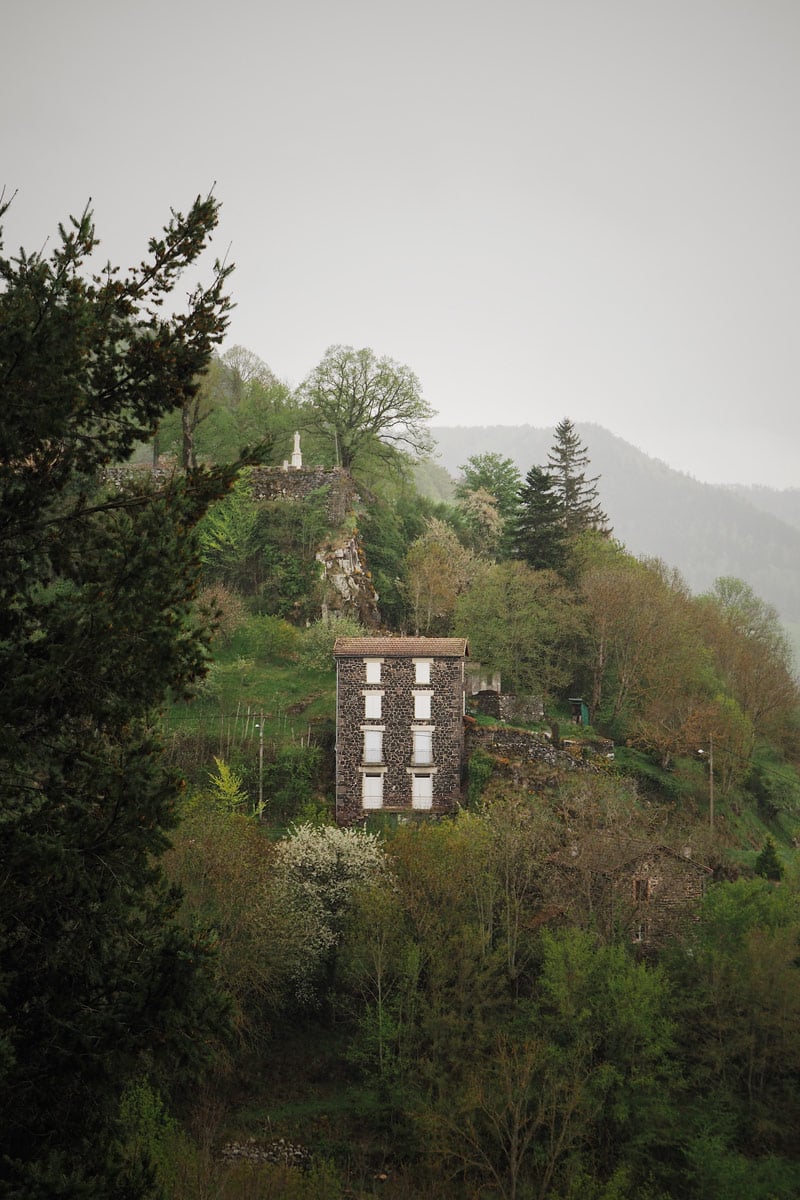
(455, 561, 580, 698)
(456, 452, 521, 521)
(456, 453, 522, 558)
(298, 344, 435, 471)
(0, 194, 254, 1194)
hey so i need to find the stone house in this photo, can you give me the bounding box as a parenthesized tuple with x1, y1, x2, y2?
(333, 637, 470, 824)
(553, 837, 711, 948)
(611, 845, 712, 948)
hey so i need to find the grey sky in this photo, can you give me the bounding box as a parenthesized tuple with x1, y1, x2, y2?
(4, 0, 799, 487)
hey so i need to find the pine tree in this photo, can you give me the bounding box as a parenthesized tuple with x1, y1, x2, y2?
(0, 195, 261, 1195)
(754, 837, 783, 882)
(512, 465, 569, 571)
(547, 418, 610, 536)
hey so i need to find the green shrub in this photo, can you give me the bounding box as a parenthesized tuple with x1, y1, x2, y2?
(263, 743, 324, 824)
(466, 747, 495, 809)
(298, 616, 367, 671)
(748, 746, 800, 825)
(119, 1077, 192, 1198)
(229, 614, 300, 661)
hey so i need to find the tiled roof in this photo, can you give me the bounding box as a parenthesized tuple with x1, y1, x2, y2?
(333, 637, 469, 658)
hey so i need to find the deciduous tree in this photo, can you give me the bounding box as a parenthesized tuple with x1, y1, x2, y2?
(405, 517, 476, 634)
(456, 561, 580, 700)
(696, 577, 799, 748)
(681, 880, 800, 1161)
(456, 453, 521, 556)
(298, 344, 435, 471)
(457, 485, 504, 557)
(456, 453, 522, 522)
(271, 823, 390, 1005)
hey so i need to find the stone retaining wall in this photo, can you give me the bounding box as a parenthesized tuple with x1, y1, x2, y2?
(466, 723, 597, 773)
(249, 467, 358, 524)
(471, 691, 544, 724)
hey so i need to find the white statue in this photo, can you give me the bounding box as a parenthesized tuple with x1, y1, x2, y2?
(291, 431, 302, 469)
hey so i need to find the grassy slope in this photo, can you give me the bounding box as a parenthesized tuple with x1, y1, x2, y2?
(169, 617, 799, 865)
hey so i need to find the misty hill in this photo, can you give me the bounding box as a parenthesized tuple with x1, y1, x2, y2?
(726, 484, 800, 532)
(426, 423, 800, 627)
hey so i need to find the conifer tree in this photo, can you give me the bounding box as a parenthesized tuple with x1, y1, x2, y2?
(754, 836, 783, 882)
(0, 194, 260, 1195)
(547, 417, 610, 536)
(512, 464, 569, 571)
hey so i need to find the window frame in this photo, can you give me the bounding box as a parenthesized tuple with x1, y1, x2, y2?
(412, 726, 434, 766)
(364, 659, 382, 684)
(363, 727, 384, 764)
(414, 659, 432, 685)
(633, 877, 652, 903)
(362, 772, 384, 809)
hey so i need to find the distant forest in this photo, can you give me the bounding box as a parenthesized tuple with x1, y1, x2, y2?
(423, 423, 800, 635)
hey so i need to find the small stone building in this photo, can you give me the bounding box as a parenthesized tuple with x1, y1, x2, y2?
(613, 846, 712, 948)
(333, 637, 469, 824)
(553, 837, 711, 948)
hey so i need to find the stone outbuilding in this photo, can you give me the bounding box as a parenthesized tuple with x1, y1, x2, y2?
(615, 845, 712, 948)
(552, 837, 712, 949)
(333, 637, 469, 824)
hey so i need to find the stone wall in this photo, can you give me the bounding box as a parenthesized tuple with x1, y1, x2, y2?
(104, 463, 358, 525)
(249, 467, 358, 525)
(465, 666, 502, 695)
(104, 464, 173, 490)
(465, 723, 595, 773)
(471, 691, 544, 724)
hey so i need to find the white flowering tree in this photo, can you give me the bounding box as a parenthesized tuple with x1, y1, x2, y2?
(272, 823, 390, 1004)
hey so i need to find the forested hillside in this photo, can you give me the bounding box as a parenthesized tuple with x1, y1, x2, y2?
(4, 201, 800, 1200)
(428, 423, 800, 626)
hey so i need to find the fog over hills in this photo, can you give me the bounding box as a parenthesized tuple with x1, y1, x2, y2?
(427, 424, 800, 629)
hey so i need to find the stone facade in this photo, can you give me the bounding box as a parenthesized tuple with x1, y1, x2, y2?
(334, 637, 469, 825)
(613, 847, 711, 948)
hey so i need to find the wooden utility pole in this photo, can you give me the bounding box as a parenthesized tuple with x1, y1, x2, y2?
(258, 712, 265, 819)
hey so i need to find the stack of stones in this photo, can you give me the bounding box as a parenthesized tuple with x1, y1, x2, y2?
(220, 1136, 311, 1169)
